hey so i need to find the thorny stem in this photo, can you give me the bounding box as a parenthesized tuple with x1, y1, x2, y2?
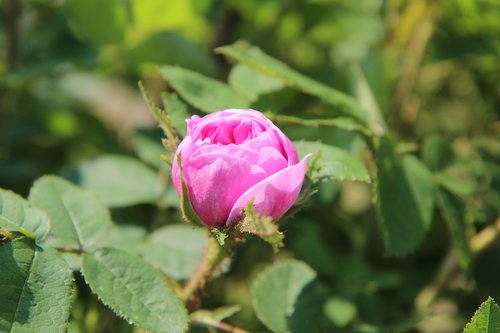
(180, 231, 225, 303)
(415, 218, 500, 311)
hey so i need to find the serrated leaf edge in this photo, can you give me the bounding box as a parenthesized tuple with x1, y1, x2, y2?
(81, 248, 188, 333)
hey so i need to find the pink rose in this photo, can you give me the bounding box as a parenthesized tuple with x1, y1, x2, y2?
(171, 109, 309, 227)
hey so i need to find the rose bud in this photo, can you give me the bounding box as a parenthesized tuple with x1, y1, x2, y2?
(171, 109, 310, 227)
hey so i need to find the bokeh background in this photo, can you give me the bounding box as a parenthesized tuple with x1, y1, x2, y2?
(1, 0, 499, 332)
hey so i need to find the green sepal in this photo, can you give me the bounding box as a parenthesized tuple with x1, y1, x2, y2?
(210, 228, 228, 246)
(235, 199, 284, 253)
(176, 153, 206, 228)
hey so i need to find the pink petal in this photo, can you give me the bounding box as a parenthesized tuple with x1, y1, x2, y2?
(257, 146, 288, 175)
(225, 155, 311, 226)
(183, 152, 268, 227)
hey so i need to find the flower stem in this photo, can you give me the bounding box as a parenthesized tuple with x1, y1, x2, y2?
(180, 231, 225, 303)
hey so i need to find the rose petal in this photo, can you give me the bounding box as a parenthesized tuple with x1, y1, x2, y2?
(225, 154, 311, 226)
(188, 144, 287, 176)
(258, 146, 288, 175)
(183, 152, 268, 227)
(188, 109, 270, 142)
(243, 130, 298, 165)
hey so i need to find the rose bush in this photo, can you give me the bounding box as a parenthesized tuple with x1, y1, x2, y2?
(171, 109, 309, 227)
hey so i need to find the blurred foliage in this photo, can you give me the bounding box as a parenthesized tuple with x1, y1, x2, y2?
(1, 0, 500, 332)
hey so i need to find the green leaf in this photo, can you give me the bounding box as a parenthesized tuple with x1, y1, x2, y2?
(64, 155, 164, 207)
(0, 238, 73, 333)
(29, 175, 112, 250)
(141, 224, 208, 280)
(216, 42, 367, 122)
(0, 189, 50, 242)
(464, 297, 500, 333)
(160, 66, 250, 113)
(81, 248, 188, 333)
(252, 260, 323, 333)
(294, 140, 371, 183)
(375, 136, 435, 256)
(437, 190, 471, 269)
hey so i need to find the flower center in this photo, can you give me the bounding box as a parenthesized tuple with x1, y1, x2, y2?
(199, 120, 266, 145)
